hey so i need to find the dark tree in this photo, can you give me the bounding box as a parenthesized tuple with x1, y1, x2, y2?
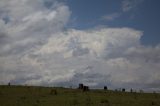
(122, 88, 125, 92)
(78, 83, 84, 89)
(130, 88, 133, 93)
(83, 86, 89, 92)
(8, 82, 11, 86)
(104, 86, 108, 90)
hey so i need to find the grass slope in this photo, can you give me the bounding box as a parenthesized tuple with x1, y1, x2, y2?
(0, 85, 160, 106)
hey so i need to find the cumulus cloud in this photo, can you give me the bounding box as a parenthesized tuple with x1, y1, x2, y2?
(0, 0, 70, 55)
(0, 0, 160, 92)
(0, 0, 71, 84)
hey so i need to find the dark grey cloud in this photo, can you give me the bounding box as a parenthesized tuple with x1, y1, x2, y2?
(0, 32, 8, 44)
(72, 47, 89, 57)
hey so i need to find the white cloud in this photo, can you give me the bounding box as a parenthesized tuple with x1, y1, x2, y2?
(102, 13, 121, 21)
(0, 0, 160, 92)
(37, 28, 142, 59)
(0, 0, 71, 55)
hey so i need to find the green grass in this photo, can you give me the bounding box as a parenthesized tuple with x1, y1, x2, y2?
(0, 85, 160, 106)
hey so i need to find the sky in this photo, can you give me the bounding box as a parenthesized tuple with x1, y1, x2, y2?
(0, 0, 160, 92)
(66, 0, 160, 45)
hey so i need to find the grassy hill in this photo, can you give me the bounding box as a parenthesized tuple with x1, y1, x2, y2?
(0, 85, 160, 106)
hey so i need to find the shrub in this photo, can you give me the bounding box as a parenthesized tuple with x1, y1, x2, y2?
(50, 89, 57, 95)
(101, 99, 109, 103)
